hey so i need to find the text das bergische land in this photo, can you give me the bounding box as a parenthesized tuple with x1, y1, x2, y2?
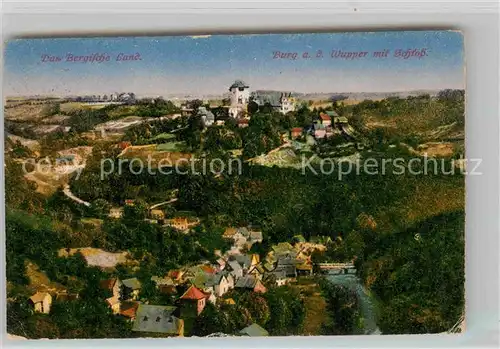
(40, 53, 142, 63)
(40, 48, 428, 64)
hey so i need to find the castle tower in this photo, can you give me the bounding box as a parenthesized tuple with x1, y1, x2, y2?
(228, 80, 250, 118)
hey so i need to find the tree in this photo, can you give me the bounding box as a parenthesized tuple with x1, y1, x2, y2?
(90, 199, 111, 219)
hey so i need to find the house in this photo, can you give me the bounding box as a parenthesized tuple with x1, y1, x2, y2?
(313, 123, 327, 139)
(234, 275, 267, 293)
(205, 273, 231, 297)
(251, 91, 296, 115)
(119, 301, 140, 321)
(264, 270, 289, 286)
(118, 141, 132, 150)
(167, 270, 184, 283)
(179, 285, 207, 316)
(296, 263, 313, 276)
(223, 227, 250, 248)
(221, 298, 236, 305)
(249, 230, 263, 244)
(165, 217, 189, 232)
(100, 278, 122, 298)
(226, 260, 244, 278)
(248, 264, 265, 280)
(132, 305, 184, 337)
(122, 278, 142, 300)
(100, 278, 123, 312)
(222, 271, 235, 289)
(55, 291, 80, 301)
(150, 209, 165, 221)
(237, 118, 249, 128)
(106, 295, 121, 314)
(29, 292, 52, 314)
(279, 92, 296, 114)
(291, 127, 303, 139)
(333, 116, 349, 127)
(197, 106, 215, 127)
(109, 207, 124, 219)
(215, 257, 226, 271)
(275, 255, 298, 278)
(125, 199, 135, 206)
(239, 323, 269, 337)
(151, 276, 177, 295)
(319, 112, 332, 127)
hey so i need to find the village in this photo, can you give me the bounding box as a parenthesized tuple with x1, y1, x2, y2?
(27, 218, 346, 337)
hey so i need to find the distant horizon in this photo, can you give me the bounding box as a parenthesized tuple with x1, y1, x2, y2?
(5, 87, 459, 100)
(4, 31, 465, 97)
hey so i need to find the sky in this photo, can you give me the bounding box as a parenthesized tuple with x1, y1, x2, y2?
(4, 31, 465, 97)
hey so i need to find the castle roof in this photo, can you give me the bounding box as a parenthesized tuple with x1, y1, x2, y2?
(229, 80, 249, 90)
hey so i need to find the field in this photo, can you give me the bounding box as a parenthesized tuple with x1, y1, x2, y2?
(118, 144, 193, 167)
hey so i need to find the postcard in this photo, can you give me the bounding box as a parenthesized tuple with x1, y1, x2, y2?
(4, 31, 465, 339)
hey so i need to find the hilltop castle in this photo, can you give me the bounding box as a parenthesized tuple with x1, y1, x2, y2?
(227, 80, 296, 118)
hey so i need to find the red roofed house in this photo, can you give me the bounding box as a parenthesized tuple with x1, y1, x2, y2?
(238, 119, 249, 128)
(100, 278, 122, 314)
(179, 285, 206, 316)
(291, 127, 303, 139)
(119, 301, 140, 321)
(319, 112, 332, 127)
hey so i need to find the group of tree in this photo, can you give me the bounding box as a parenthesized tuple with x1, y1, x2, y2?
(318, 280, 362, 335)
(191, 285, 305, 336)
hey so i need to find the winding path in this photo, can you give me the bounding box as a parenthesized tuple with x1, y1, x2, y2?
(62, 184, 90, 207)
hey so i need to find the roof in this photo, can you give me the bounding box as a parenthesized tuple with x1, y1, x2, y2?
(198, 107, 215, 121)
(151, 276, 174, 286)
(227, 260, 243, 274)
(122, 278, 142, 290)
(229, 80, 249, 90)
(263, 262, 275, 272)
(222, 298, 236, 305)
(120, 301, 139, 319)
(314, 123, 326, 130)
(235, 275, 258, 289)
(233, 254, 251, 268)
(132, 305, 182, 334)
(238, 227, 250, 237)
(249, 230, 263, 241)
(180, 285, 206, 300)
(266, 269, 287, 280)
(223, 227, 238, 237)
(271, 242, 295, 255)
(238, 119, 249, 125)
(334, 116, 349, 124)
(319, 112, 331, 121)
(100, 278, 119, 290)
(296, 263, 313, 271)
(168, 270, 182, 279)
(30, 292, 50, 303)
(205, 273, 226, 287)
(216, 258, 226, 267)
(56, 292, 79, 301)
(239, 323, 269, 337)
(291, 127, 303, 133)
(106, 296, 120, 307)
(200, 265, 217, 274)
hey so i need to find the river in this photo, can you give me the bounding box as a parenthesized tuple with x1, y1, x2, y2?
(325, 272, 381, 335)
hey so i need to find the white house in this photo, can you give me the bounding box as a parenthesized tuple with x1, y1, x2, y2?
(29, 292, 52, 314)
